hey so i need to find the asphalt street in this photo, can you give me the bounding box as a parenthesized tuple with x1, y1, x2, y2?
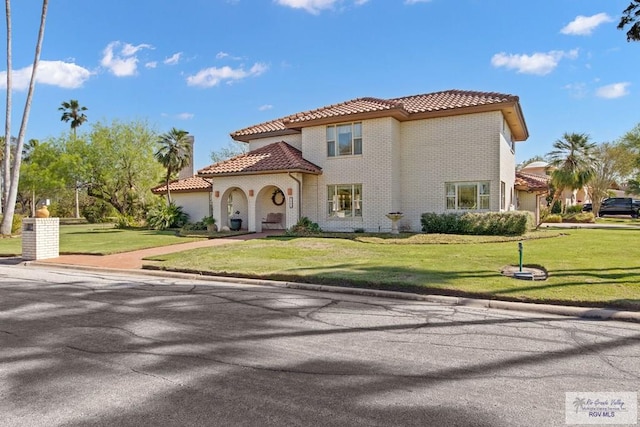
(1, 265, 639, 426)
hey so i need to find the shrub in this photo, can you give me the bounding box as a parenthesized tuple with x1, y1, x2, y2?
(421, 211, 533, 236)
(82, 199, 117, 223)
(544, 214, 562, 223)
(146, 202, 189, 230)
(287, 217, 322, 235)
(565, 204, 584, 214)
(563, 212, 595, 223)
(181, 221, 207, 231)
(551, 200, 562, 214)
(115, 214, 145, 229)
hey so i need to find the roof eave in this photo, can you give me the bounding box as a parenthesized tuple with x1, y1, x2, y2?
(282, 108, 410, 130)
(198, 168, 322, 178)
(230, 128, 300, 143)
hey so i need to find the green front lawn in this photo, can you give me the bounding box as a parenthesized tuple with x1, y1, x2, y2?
(148, 228, 640, 310)
(0, 223, 204, 256)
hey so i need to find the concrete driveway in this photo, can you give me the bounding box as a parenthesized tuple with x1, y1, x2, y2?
(2, 265, 639, 426)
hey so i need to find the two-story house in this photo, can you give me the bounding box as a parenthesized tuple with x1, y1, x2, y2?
(155, 89, 529, 232)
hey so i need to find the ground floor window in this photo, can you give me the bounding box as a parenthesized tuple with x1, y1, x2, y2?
(328, 184, 362, 218)
(501, 181, 506, 210)
(446, 181, 490, 210)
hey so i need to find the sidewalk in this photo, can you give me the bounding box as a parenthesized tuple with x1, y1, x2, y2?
(36, 231, 276, 269)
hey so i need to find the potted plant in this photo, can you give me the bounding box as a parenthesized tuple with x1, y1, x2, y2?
(229, 211, 242, 231)
(202, 216, 217, 232)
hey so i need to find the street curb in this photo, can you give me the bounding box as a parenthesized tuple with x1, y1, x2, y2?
(24, 261, 640, 323)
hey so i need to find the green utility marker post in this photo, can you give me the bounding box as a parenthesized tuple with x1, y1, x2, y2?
(518, 242, 523, 272)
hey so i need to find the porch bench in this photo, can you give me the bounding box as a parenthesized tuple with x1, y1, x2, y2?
(262, 213, 283, 229)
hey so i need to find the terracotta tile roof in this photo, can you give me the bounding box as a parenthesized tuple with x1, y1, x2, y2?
(197, 141, 322, 176)
(152, 175, 212, 194)
(515, 171, 549, 191)
(231, 89, 525, 141)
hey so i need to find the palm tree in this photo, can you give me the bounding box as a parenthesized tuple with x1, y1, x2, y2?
(3, 0, 12, 214)
(546, 132, 597, 212)
(58, 99, 88, 138)
(58, 99, 87, 218)
(1, 0, 49, 235)
(154, 128, 191, 204)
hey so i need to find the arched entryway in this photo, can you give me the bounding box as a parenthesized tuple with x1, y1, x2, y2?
(256, 185, 286, 231)
(221, 187, 248, 230)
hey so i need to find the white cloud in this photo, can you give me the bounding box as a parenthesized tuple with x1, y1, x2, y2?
(491, 49, 578, 75)
(258, 104, 273, 111)
(145, 61, 158, 69)
(101, 41, 153, 77)
(275, 0, 367, 14)
(176, 112, 194, 120)
(564, 82, 588, 99)
(596, 82, 630, 99)
(164, 52, 183, 65)
(404, 0, 432, 4)
(561, 13, 613, 36)
(0, 60, 92, 90)
(216, 51, 244, 61)
(186, 62, 268, 87)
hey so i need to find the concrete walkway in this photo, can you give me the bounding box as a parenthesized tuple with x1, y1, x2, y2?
(36, 232, 277, 269)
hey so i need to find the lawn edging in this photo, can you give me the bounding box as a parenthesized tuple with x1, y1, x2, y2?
(139, 264, 640, 323)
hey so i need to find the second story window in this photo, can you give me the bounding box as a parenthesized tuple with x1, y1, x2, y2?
(327, 122, 362, 157)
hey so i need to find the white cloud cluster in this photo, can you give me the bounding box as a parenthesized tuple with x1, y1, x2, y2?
(101, 41, 153, 77)
(491, 49, 578, 76)
(186, 63, 268, 88)
(596, 82, 630, 99)
(0, 60, 92, 90)
(275, 0, 367, 14)
(561, 13, 613, 36)
(164, 52, 183, 65)
(258, 104, 273, 111)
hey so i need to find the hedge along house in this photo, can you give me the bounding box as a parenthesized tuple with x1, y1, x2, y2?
(194, 89, 529, 233)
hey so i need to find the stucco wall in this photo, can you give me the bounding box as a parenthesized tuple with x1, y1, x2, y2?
(173, 192, 211, 223)
(500, 122, 516, 210)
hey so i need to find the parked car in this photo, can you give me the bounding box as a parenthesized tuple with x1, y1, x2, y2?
(595, 198, 640, 218)
(582, 203, 592, 212)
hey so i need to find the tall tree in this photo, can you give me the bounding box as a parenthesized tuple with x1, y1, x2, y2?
(83, 119, 163, 217)
(618, 0, 640, 41)
(546, 132, 597, 210)
(587, 143, 635, 216)
(618, 123, 640, 195)
(58, 99, 88, 218)
(58, 99, 87, 138)
(3, 0, 11, 214)
(1, 0, 48, 235)
(154, 128, 192, 204)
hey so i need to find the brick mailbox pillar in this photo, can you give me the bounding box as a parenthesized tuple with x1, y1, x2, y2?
(22, 218, 59, 260)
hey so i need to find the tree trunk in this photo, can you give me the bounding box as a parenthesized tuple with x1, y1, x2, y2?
(75, 183, 80, 218)
(3, 0, 12, 214)
(0, 0, 48, 235)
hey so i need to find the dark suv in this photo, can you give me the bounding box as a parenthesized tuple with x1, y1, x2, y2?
(595, 198, 640, 218)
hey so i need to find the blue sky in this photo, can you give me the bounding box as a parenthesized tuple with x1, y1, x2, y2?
(3, 0, 639, 171)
